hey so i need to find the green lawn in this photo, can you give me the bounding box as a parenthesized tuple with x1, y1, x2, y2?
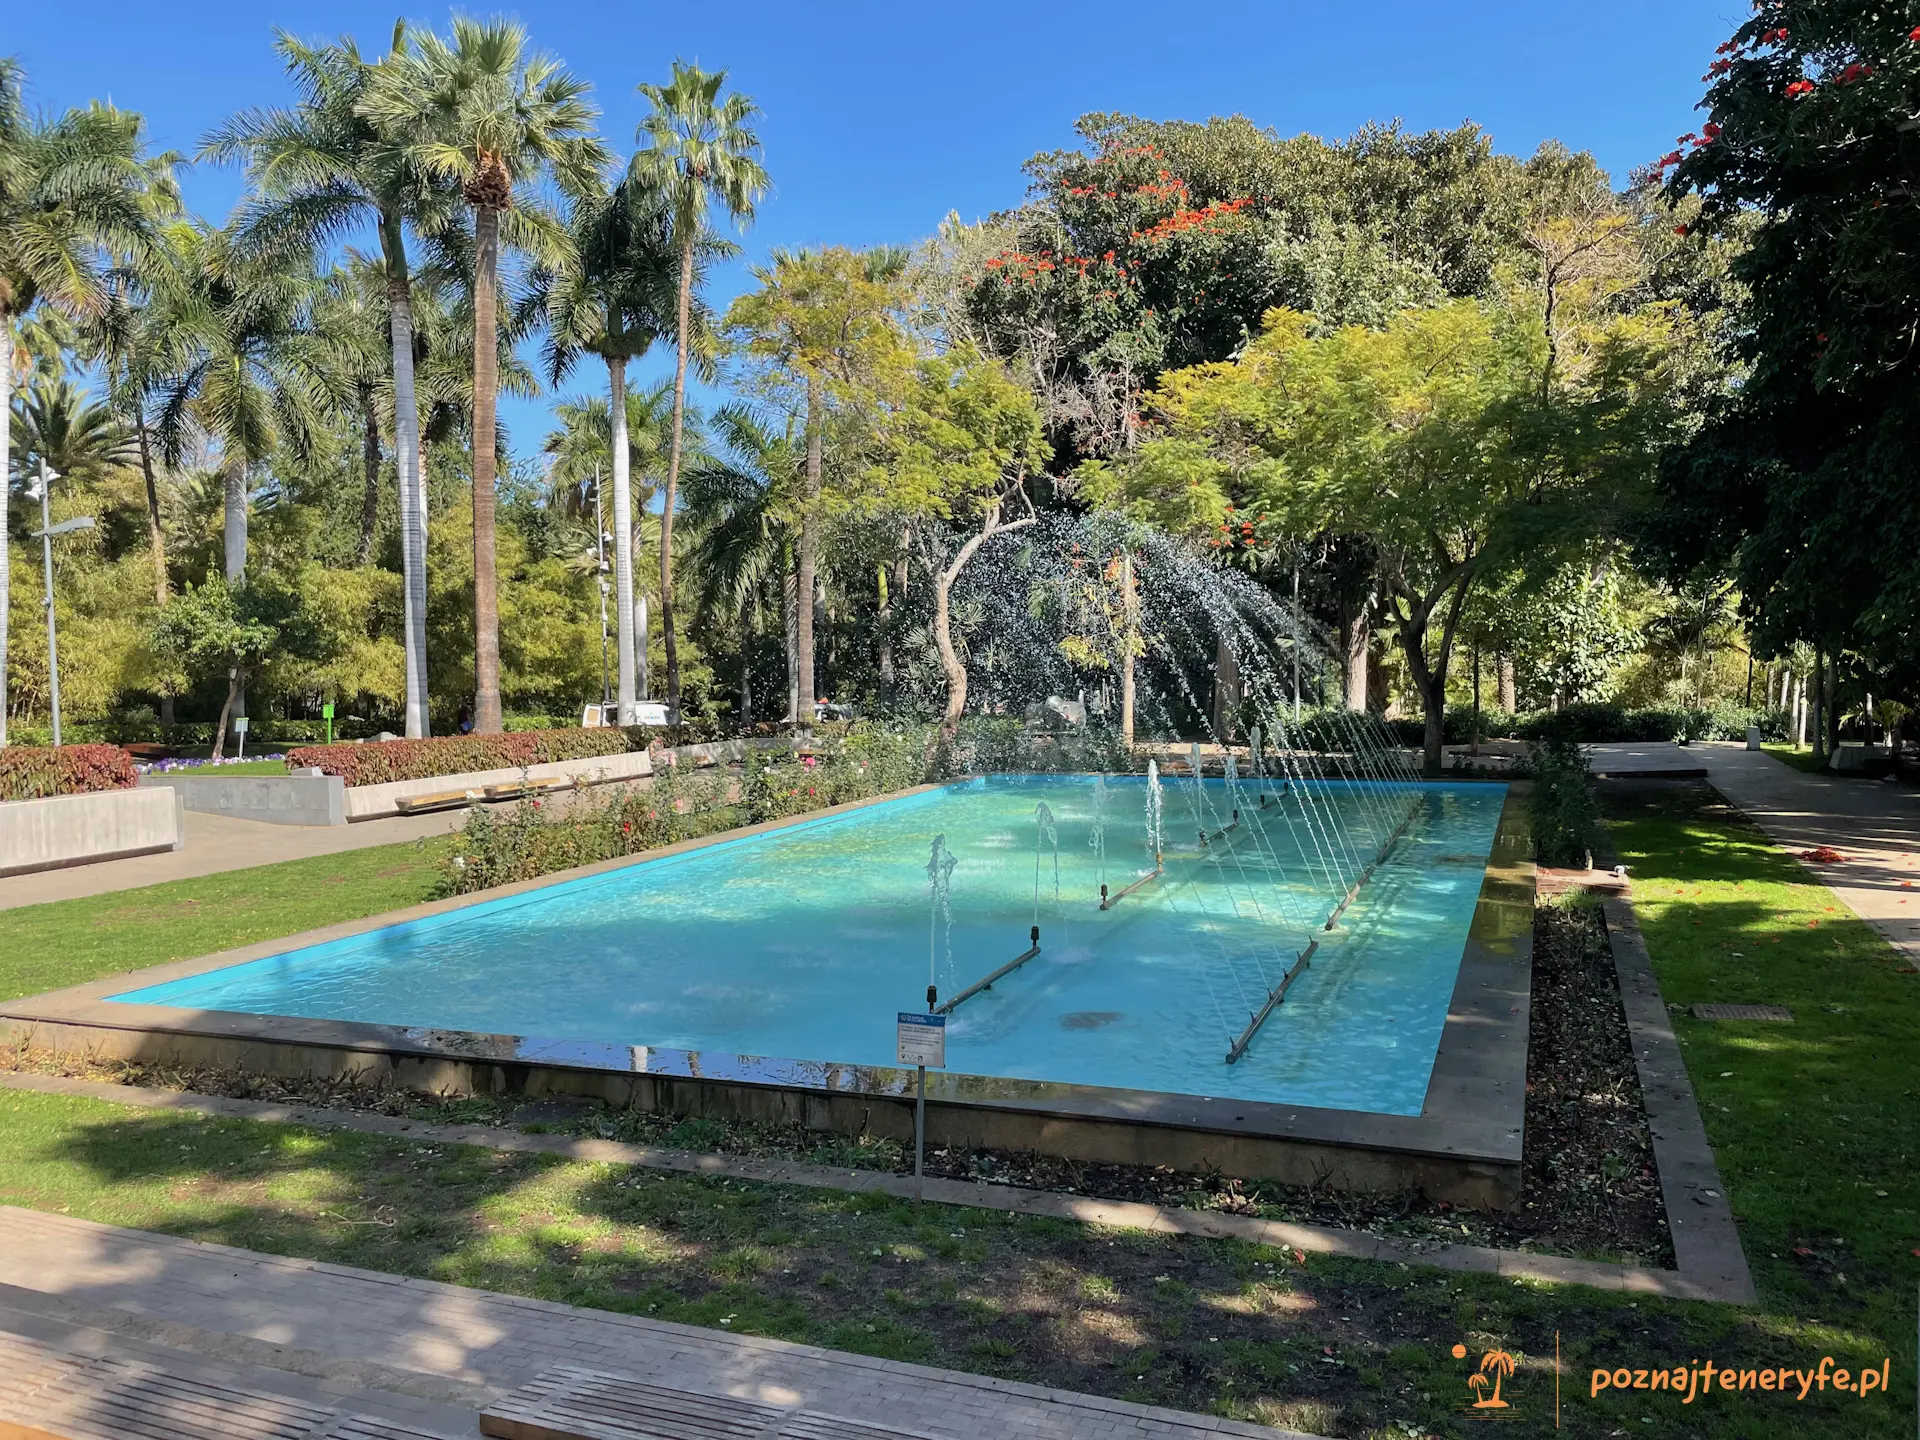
(1761, 743, 1829, 775)
(0, 793, 1913, 1437)
(0, 839, 444, 1002)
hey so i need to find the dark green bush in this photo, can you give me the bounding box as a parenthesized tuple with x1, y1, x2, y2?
(1526, 734, 1600, 868)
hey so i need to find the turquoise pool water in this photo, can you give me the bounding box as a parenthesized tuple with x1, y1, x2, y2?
(112, 775, 1506, 1115)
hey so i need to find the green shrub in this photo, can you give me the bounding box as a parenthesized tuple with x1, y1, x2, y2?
(440, 764, 740, 895)
(0, 744, 138, 801)
(289, 727, 654, 786)
(1525, 734, 1600, 868)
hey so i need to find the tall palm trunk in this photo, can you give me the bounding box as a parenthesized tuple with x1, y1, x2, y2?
(608, 353, 638, 724)
(383, 213, 430, 739)
(470, 201, 504, 734)
(135, 415, 174, 734)
(356, 381, 382, 566)
(658, 237, 694, 722)
(223, 453, 248, 736)
(136, 419, 166, 606)
(0, 315, 12, 747)
(794, 372, 822, 728)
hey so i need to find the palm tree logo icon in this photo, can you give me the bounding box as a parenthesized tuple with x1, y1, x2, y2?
(1468, 1349, 1517, 1408)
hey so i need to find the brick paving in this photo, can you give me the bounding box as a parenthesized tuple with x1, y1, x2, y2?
(0, 1205, 1320, 1440)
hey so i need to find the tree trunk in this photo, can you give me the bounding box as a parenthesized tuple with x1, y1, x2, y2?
(356, 380, 382, 567)
(1810, 646, 1826, 764)
(795, 372, 822, 729)
(932, 504, 1037, 728)
(471, 202, 504, 734)
(876, 564, 895, 701)
(136, 417, 168, 607)
(222, 455, 249, 737)
(383, 213, 430, 739)
(1120, 550, 1137, 750)
(223, 458, 247, 583)
(0, 315, 9, 746)
(1210, 635, 1241, 740)
(211, 667, 242, 762)
(783, 564, 799, 722)
(1497, 653, 1516, 712)
(1344, 603, 1369, 712)
(1395, 578, 1473, 777)
(658, 237, 695, 721)
(738, 607, 753, 723)
(608, 354, 638, 724)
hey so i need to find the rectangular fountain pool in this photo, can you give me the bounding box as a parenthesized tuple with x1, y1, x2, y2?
(110, 775, 1507, 1117)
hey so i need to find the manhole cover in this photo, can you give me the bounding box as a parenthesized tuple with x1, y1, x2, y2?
(1691, 1003, 1794, 1022)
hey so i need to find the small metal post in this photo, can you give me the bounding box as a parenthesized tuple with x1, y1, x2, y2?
(916, 982, 936, 1205)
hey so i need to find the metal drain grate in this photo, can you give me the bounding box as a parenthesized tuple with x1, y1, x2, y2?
(1690, 1003, 1794, 1022)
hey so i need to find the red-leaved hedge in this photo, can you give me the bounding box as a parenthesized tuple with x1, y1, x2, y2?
(0, 744, 139, 802)
(287, 728, 646, 787)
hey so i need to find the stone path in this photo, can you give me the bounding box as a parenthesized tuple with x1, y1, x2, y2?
(0, 1206, 1318, 1440)
(1688, 742, 1920, 970)
(0, 807, 465, 912)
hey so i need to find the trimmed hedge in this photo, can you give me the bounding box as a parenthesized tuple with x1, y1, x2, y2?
(0, 744, 138, 802)
(288, 727, 646, 787)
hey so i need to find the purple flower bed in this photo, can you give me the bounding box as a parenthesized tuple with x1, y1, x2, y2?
(135, 754, 287, 775)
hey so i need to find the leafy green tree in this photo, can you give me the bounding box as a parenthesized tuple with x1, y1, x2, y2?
(1091, 297, 1681, 771)
(203, 29, 461, 737)
(724, 245, 909, 725)
(0, 59, 166, 744)
(857, 346, 1047, 725)
(1660, 3, 1920, 688)
(631, 60, 768, 720)
(149, 575, 325, 757)
(364, 16, 605, 733)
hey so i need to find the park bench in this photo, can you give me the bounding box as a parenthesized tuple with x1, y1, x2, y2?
(124, 742, 178, 761)
(482, 775, 574, 801)
(0, 1330, 453, 1440)
(393, 788, 481, 815)
(481, 1365, 926, 1440)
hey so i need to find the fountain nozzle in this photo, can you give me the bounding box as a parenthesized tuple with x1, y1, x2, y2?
(926, 984, 938, 1011)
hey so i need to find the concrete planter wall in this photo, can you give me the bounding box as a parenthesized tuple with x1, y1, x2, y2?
(141, 772, 346, 827)
(0, 787, 185, 877)
(343, 748, 655, 821)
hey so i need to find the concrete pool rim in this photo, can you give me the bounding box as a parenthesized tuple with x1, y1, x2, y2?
(0, 777, 1534, 1207)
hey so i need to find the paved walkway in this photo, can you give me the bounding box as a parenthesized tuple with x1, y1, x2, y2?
(1676, 742, 1920, 970)
(0, 1206, 1315, 1440)
(0, 807, 466, 912)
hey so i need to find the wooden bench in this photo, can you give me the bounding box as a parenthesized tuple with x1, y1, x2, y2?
(393, 788, 480, 814)
(481, 1366, 927, 1440)
(481, 776, 574, 801)
(124, 742, 178, 762)
(0, 1331, 456, 1440)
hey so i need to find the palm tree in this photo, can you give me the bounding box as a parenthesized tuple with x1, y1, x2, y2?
(364, 16, 606, 733)
(683, 404, 800, 723)
(631, 61, 768, 721)
(542, 177, 682, 721)
(0, 59, 165, 744)
(9, 379, 138, 482)
(147, 223, 333, 736)
(203, 28, 459, 738)
(311, 254, 397, 565)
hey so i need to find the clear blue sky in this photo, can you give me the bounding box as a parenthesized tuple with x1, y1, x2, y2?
(9, 0, 1736, 453)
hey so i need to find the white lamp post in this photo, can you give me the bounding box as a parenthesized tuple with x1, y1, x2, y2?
(25, 460, 94, 747)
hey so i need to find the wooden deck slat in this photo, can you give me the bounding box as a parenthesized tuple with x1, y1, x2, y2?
(481, 1367, 928, 1440)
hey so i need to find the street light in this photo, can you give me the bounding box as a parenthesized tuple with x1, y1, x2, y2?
(25, 460, 94, 748)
